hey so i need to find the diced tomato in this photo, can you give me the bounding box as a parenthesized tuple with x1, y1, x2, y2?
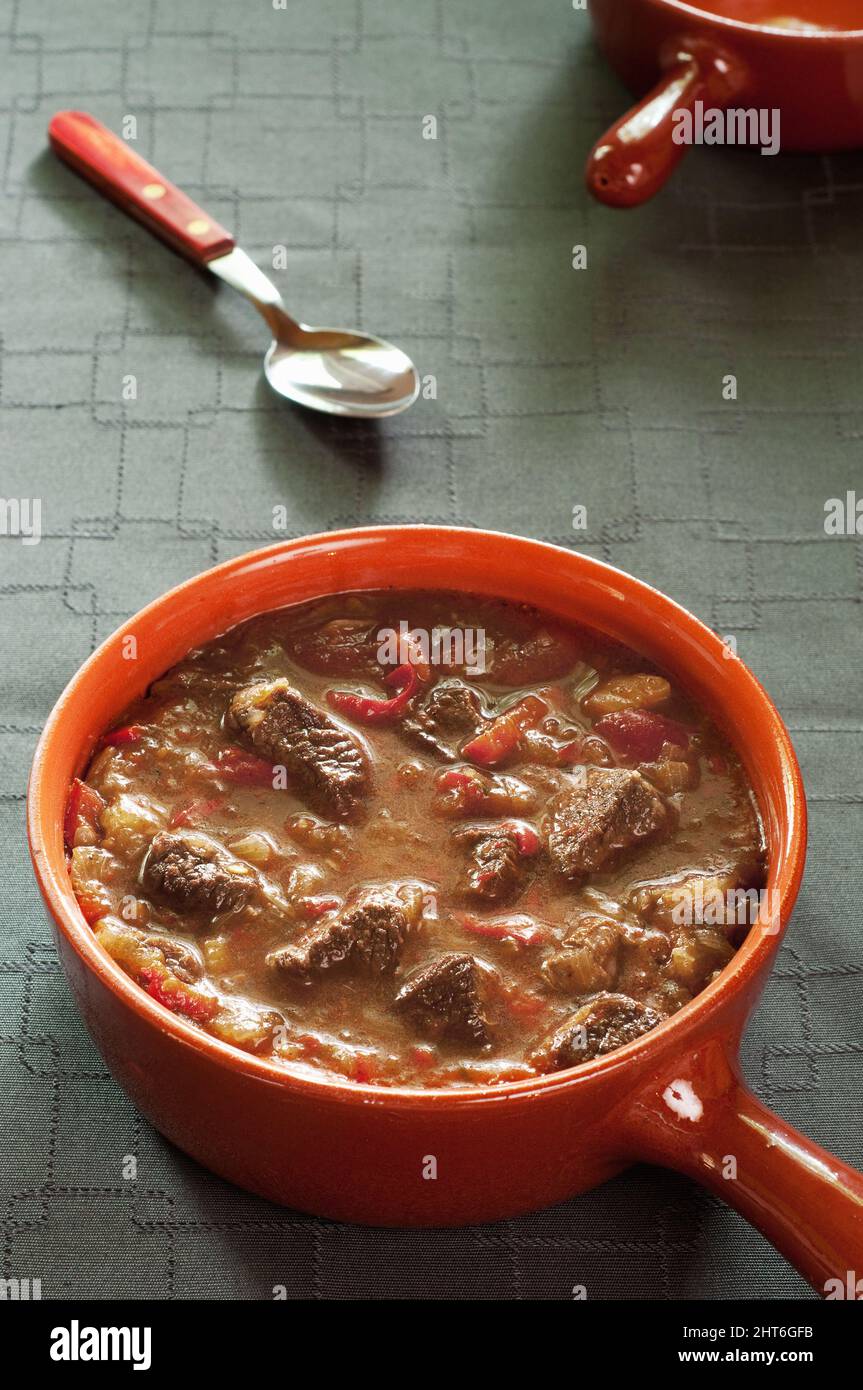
(351, 1055, 377, 1084)
(458, 914, 545, 948)
(169, 796, 224, 829)
(436, 766, 487, 814)
(462, 695, 548, 767)
(211, 747, 277, 787)
(504, 987, 549, 1020)
(63, 778, 106, 849)
(437, 769, 477, 792)
(594, 709, 691, 763)
(500, 819, 540, 855)
(138, 968, 219, 1024)
(435, 766, 535, 819)
(74, 890, 109, 925)
(97, 723, 146, 750)
(327, 662, 419, 724)
(409, 1045, 438, 1071)
(556, 738, 584, 766)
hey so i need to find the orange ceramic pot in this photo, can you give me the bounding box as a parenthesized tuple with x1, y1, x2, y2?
(26, 527, 863, 1293)
(586, 0, 863, 206)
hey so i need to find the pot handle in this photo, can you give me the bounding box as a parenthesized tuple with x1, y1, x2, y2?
(622, 1036, 863, 1294)
(585, 44, 742, 208)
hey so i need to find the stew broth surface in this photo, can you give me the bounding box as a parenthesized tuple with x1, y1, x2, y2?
(67, 590, 766, 1088)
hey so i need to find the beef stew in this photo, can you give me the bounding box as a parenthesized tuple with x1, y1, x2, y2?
(66, 590, 766, 1088)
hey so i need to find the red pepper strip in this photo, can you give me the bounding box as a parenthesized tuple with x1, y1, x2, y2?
(462, 695, 549, 767)
(169, 796, 224, 829)
(326, 662, 419, 725)
(211, 746, 277, 787)
(297, 894, 342, 919)
(63, 778, 106, 849)
(499, 820, 540, 855)
(458, 914, 545, 948)
(98, 723, 146, 750)
(594, 709, 691, 763)
(383, 663, 417, 695)
(138, 968, 220, 1025)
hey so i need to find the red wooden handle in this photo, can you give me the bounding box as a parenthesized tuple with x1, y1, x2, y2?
(48, 110, 234, 264)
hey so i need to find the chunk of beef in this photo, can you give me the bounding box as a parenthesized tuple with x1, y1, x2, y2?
(454, 824, 525, 903)
(544, 766, 669, 877)
(143, 830, 257, 916)
(286, 617, 381, 679)
(227, 679, 369, 820)
(529, 992, 662, 1072)
(268, 883, 422, 980)
(483, 624, 580, 685)
(402, 682, 484, 761)
(394, 952, 492, 1046)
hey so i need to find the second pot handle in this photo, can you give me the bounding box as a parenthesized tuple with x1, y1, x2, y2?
(623, 1036, 863, 1295)
(585, 43, 743, 208)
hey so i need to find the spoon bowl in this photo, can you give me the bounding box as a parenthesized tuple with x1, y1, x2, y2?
(264, 321, 419, 418)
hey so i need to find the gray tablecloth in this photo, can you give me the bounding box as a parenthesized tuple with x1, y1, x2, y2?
(2, 0, 861, 1301)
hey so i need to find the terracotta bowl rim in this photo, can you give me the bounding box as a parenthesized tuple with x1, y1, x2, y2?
(27, 525, 807, 1110)
(644, 0, 863, 40)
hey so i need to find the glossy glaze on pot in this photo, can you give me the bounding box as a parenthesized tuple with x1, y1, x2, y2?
(26, 528, 863, 1291)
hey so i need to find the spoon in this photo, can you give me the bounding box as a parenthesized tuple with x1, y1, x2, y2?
(48, 111, 419, 418)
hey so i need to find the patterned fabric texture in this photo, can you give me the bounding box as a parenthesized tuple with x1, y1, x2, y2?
(1, 0, 861, 1299)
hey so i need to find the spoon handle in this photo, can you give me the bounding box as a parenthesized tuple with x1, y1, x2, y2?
(48, 110, 235, 265)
